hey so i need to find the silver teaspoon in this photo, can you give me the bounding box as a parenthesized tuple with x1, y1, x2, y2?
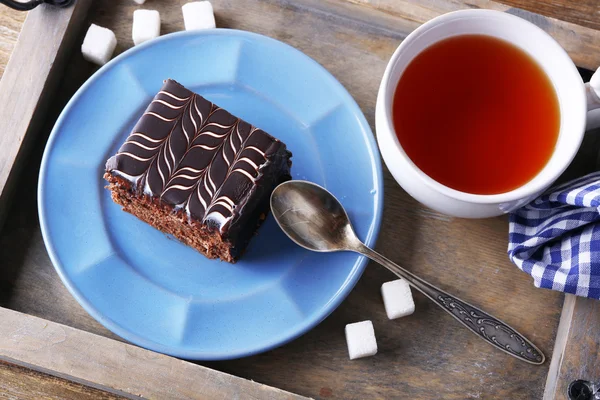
(270, 180, 545, 365)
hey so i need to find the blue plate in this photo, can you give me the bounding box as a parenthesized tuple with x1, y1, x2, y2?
(38, 30, 383, 360)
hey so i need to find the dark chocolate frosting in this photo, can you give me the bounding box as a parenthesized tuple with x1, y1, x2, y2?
(106, 79, 292, 235)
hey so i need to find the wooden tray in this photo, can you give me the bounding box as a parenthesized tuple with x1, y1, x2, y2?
(1, 0, 599, 398)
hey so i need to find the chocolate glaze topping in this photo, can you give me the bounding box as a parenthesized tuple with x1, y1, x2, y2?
(106, 79, 292, 238)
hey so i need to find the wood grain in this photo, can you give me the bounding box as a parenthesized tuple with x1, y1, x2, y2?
(0, 6, 25, 79)
(0, 0, 93, 232)
(545, 295, 578, 400)
(497, 0, 600, 32)
(0, 0, 581, 399)
(0, 360, 124, 400)
(544, 295, 600, 400)
(0, 308, 307, 400)
(344, 0, 600, 70)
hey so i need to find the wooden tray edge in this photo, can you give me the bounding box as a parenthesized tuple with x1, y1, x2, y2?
(0, 307, 309, 400)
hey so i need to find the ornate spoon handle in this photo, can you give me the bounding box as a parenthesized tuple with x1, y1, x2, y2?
(355, 243, 545, 365)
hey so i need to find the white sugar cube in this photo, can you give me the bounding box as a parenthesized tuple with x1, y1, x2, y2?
(132, 9, 161, 46)
(381, 279, 415, 320)
(182, 1, 216, 31)
(81, 24, 117, 66)
(132, 0, 146, 4)
(345, 321, 377, 360)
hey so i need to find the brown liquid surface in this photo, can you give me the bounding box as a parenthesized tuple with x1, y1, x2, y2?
(393, 35, 560, 195)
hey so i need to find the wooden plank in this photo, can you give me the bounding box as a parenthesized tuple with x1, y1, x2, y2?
(544, 295, 600, 400)
(0, 0, 92, 230)
(343, 0, 600, 70)
(0, 0, 570, 399)
(0, 6, 26, 78)
(553, 297, 600, 399)
(496, 0, 600, 32)
(0, 360, 124, 400)
(0, 307, 308, 400)
(544, 295, 577, 400)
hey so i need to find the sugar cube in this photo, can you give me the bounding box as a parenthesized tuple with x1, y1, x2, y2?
(182, 1, 216, 31)
(132, 0, 146, 4)
(345, 321, 377, 360)
(81, 24, 117, 66)
(132, 9, 161, 46)
(381, 279, 415, 320)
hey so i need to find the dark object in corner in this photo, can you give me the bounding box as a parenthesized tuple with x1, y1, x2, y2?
(0, 0, 73, 11)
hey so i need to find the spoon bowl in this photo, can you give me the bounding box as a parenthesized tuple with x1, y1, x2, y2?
(270, 181, 358, 252)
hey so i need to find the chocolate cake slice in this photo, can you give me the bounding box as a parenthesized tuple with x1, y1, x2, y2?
(104, 79, 292, 262)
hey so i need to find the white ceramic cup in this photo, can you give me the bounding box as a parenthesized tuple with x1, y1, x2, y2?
(376, 9, 600, 218)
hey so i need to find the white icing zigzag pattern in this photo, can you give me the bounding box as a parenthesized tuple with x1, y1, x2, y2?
(112, 84, 275, 228)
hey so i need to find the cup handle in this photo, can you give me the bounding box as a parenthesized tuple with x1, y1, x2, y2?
(586, 67, 600, 130)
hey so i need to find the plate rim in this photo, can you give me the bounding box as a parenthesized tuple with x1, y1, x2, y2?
(38, 28, 384, 360)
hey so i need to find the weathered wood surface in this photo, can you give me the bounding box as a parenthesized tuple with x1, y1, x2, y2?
(552, 295, 600, 400)
(0, 308, 307, 400)
(497, 0, 600, 32)
(0, 360, 124, 400)
(0, 0, 92, 231)
(0, 7, 25, 78)
(345, 0, 600, 70)
(0, 0, 599, 399)
(544, 295, 600, 400)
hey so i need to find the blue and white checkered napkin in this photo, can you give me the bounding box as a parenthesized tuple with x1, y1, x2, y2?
(508, 171, 600, 299)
